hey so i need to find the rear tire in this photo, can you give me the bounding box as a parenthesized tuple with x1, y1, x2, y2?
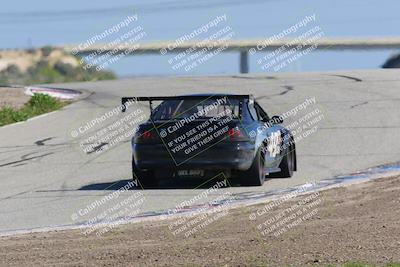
(240, 149, 265, 186)
(132, 156, 157, 188)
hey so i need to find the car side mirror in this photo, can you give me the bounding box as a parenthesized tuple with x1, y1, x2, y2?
(270, 115, 283, 124)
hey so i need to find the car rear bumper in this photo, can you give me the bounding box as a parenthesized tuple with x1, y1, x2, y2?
(133, 141, 255, 171)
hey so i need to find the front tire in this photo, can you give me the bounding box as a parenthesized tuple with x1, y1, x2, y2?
(272, 146, 295, 178)
(132, 156, 157, 188)
(240, 149, 265, 186)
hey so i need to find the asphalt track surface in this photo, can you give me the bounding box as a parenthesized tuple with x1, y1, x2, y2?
(1, 69, 400, 234)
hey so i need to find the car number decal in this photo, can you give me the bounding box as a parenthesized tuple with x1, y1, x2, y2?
(267, 131, 282, 158)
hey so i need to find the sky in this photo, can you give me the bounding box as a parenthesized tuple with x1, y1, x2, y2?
(0, 0, 399, 76)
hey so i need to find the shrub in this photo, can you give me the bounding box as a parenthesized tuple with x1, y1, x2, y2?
(1, 51, 116, 85)
(24, 93, 63, 113)
(5, 64, 21, 76)
(41, 46, 53, 57)
(0, 94, 67, 127)
(54, 62, 78, 76)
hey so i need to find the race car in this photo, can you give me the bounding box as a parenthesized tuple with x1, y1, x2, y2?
(121, 94, 296, 187)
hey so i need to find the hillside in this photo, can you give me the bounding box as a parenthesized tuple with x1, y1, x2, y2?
(0, 47, 116, 85)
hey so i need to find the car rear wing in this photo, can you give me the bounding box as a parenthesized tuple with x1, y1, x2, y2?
(121, 95, 251, 113)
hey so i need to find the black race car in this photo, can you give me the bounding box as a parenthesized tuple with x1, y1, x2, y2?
(122, 94, 296, 187)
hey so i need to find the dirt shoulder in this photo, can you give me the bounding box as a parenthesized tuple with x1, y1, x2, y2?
(1, 176, 400, 267)
(0, 87, 29, 109)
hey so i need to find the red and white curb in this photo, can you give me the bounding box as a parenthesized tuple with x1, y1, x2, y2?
(25, 86, 82, 100)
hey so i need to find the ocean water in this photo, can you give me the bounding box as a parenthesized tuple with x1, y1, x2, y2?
(1, 0, 399, 76)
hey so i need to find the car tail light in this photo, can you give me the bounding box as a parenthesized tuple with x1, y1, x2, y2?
(143, 131, 152, 139)
(135, 129, 160, 143)
(227, 127, 248, 141)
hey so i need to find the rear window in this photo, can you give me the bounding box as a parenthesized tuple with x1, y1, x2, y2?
(151, 98, 240, 120)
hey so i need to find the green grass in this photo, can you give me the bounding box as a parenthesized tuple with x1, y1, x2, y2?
(326, 263, 400, 267)
(0, 93, 68, 126)
(341, 262, 374, 267)
(241, 260, 400, 267)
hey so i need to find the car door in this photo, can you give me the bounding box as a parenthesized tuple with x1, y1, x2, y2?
(253, 101, 284, 170)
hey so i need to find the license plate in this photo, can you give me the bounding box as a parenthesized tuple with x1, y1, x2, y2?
(177, 170, 204, 177)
